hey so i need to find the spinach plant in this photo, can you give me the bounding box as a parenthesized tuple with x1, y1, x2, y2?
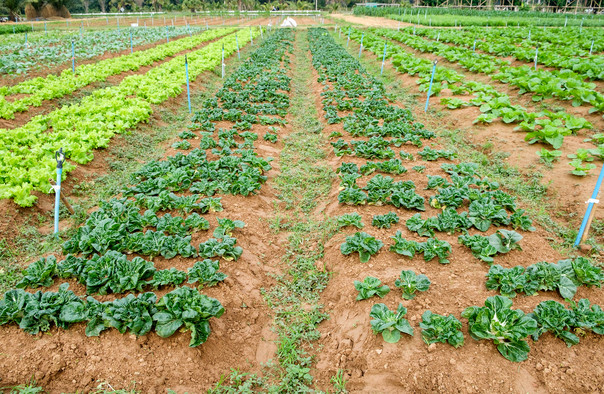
(372, 212, 399, 229)
(394, 270, 431, 300)
(420, 311, 464, 348)
(153, 286, 225, 347)
(462, 295, 537, 362)
(340, 232, 384, 263)
(370, 303, 414, 343)
(336, 212, 364, 229)
(354, 277, 390, 301)
(187, 259, 227, 288)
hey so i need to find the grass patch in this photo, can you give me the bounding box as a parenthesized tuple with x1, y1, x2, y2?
(262, 30, 338, 393)
(210, 30, 341, 393)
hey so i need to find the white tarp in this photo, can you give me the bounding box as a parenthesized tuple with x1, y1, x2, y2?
(280, 17, 297, 28)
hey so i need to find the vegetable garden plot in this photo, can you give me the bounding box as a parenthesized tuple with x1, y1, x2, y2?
(0, 28, 259, 207)
(348, 28, 593, 142)
(0, 28, 295, 391)
(344, 27, 604, 201)
(411, 27, 604, 81)
(377, 28, 604, 115)
(306, 28, 604, 392)
(0, 25, 205, 75)
(354, 6, 604, 28)
(0, 25, 32, 36)
(0, 30, 71, 52)
(0, 27, 235, 121)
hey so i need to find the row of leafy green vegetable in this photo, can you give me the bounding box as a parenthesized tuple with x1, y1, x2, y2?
(2, 29, 295, 348)
(0, 27, 236, 120)
(344, 27, 600, 176)
(16, 238, 235, 296)
(0, 28, 259, 207)
(361, 287, 603, 362)
(410, 26, 604, 81)
(0, 284, 224, 347)
(0, 25, 205, 75)
(356, 278, 603, 362)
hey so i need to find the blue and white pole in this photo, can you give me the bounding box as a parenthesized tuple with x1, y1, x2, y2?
(380, 42, 387, 75)
(222, 44, 225, 79)
(590, 39, 595, 55)
(236, 33, 240, 59)
(54, 148, 65, 234)
(358, 32, 364, 59)
(347, 27, 351, 47)
(424, 60, 438, 112)
(534, 46, 539, 71)
(185, 55, 191, 114)
(71, 40, 75, 73)
(575, 165, 604, 246)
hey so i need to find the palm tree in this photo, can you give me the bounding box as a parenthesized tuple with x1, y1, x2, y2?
(296, 0, 312, 9)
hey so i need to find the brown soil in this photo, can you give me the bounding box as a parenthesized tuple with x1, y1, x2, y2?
(305, 42, 604, 393)
(331, 14, 413, 29)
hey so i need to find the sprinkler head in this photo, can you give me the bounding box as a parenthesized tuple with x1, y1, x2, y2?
(55, 148, 65, 168)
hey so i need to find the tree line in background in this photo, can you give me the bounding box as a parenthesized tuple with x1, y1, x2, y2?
(1, 0, 601, 22)
(0, 0, 354, 20)
(417, 0, 603, 10)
